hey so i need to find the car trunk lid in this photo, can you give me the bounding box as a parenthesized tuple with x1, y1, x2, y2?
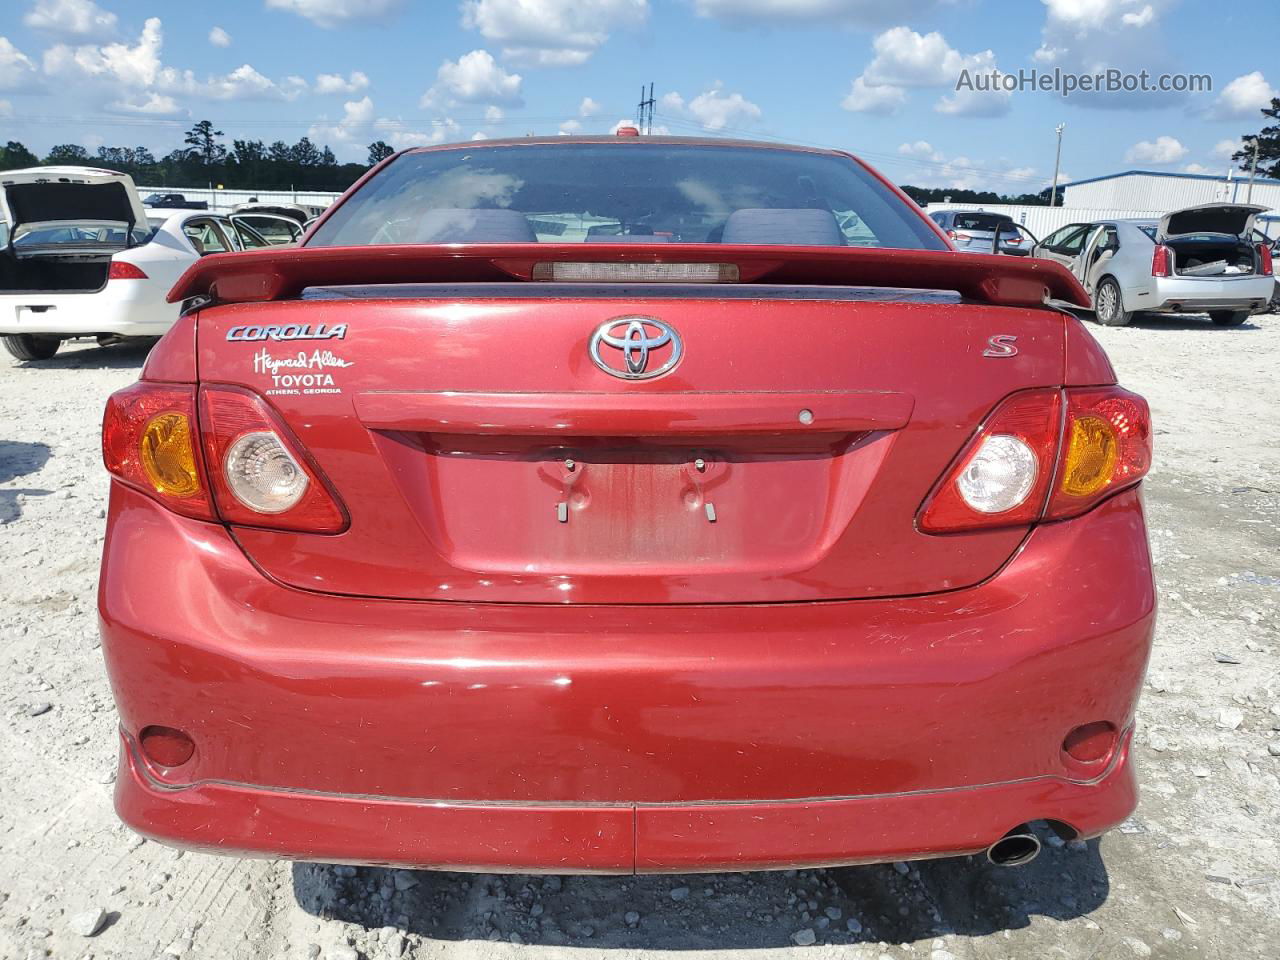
(1, 165, 147, 244)
(1157, 203, 1266, 241)
(188, 246, 1081, 604)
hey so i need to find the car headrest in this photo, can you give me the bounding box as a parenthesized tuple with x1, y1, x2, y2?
(721, 208, 846, 246)
(416, 208, 537, 243)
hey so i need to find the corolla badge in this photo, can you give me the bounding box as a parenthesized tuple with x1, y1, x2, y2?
(589, 316, 683, 380)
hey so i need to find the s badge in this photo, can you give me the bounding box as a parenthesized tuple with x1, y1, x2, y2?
(982, 334, 1019, 358)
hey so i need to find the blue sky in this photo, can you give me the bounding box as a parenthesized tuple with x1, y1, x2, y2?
(0, 0, 1274, 193)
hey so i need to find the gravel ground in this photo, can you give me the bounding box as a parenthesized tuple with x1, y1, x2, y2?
(1, 311, 1277, 960)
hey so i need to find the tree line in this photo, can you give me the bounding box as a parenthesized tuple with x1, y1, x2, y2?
(0, 121, 394, 192)
(2, 102, 1276, 197)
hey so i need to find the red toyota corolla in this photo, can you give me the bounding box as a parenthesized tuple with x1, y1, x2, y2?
(99, 135, 1155, 873)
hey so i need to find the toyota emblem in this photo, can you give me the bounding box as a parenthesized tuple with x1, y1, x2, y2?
(589, 317, 683, 380)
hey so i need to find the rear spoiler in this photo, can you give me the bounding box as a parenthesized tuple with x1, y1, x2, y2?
(168, 243, 1091, 309)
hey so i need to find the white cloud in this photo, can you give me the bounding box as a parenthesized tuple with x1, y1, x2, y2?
(687, 89, 760, 130)
(206, 64, 303, 101)
(1181, 163, 1211, 174)
(373, 116, 461, 149)
(309, 94, 375, 142)
(0, 99, 11, 117)
(1124, 135, 1187, 165)
(893, 140, 1046, 192)
(840, 76, 905, 115)
(484, 104, 503, 122)
(42, 18, 176, 89)
(266, 0, 405, 28)
(315, 70, 369, 95)
(108, 92, 182, 116)
(471, 131, 489, 140)
(692, 0, 941, 25)
(42, 18, 304, 107)
(559, 118, 582, 134)
(0, 37, 39, 90)
(208, 26, 232, 47)
(849, 27, 1010, 118)
(579, 96, 602, 116)
(862, 27, 964, 87)
(461, 0, 647, 67)
(24, 0, 118, 40)
(1212, 72, 1277, 120)
(655, 85, 759, 131)
(1121, 3, 1154, 26)
(1211, 138, 1242, 161)
(422, 49, 522, 107)
(1035, 0, 1179, 109)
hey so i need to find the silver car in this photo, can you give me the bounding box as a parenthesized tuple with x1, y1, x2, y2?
(928, 209, 1035, 256)
(1032, 204, 1274, 326)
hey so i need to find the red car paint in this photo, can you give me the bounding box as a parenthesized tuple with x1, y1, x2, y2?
(101, 137, 1154, 872)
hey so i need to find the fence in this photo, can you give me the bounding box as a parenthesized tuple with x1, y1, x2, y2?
(922, 203, 1165, 241)
(137, 186, 343, 212)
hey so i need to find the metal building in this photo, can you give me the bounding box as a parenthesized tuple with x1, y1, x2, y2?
(1061, 170, 1280, 212)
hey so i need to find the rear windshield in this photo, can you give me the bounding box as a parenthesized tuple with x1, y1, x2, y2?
(953, 213, 1012, 231)
(308, 143, 947, 250)
(11, 221, 150, 249)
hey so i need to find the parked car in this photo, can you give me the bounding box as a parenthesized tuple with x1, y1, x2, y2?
(1031, 204, 1275, 326)
(229, 202, 328, 245)
(142, 192, 209, 210)
(1254, 214, 1280, 312)
(0, 166, 269, 361)
(100, 135, 1154, 874)
(928, 209, 1035, 256)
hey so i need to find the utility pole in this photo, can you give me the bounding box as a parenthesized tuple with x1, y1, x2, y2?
(635, 83, 655, 135)
(1049, 123, 1065, 207)
(1246, 136, 1260, 204)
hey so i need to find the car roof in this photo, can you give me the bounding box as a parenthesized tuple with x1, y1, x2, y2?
(402, 134, 847, 158)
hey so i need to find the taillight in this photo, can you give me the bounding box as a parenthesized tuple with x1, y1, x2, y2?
(1151, 244, 1171, 277)
(108, 260, 148, 280)
(1259, 243, 1274, 277)
(102, 382, 214, 520)
(918, 389, 1061, 533)
(199, 385, 347, 533)
(919, 386, 1151, 533)
(1045, 387, 1151, 520)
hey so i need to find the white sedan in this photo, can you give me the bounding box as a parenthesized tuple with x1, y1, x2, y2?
(1, 166, 267, 361)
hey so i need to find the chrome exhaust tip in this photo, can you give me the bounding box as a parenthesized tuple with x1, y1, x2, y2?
(986, 826, 1041, 867)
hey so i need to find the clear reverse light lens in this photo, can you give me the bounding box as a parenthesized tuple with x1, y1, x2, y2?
(224, 431, 308, 514)
(956, 434, 1037, 514)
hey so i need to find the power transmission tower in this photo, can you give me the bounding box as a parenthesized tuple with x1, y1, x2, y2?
(635, 83, 655, 135)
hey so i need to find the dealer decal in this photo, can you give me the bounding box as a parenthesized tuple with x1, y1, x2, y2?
(227, 323, 347, 342)
(254, 348, 353, 396)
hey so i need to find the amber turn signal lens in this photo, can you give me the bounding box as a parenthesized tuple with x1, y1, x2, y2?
(1059, 415, 1117, 497)
(139, 412, 201, 498)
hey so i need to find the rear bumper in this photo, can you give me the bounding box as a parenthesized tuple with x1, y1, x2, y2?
(0, 286, 176, 336)
(1150, 276, 1274, 314)
(100, 485, 1155, 872)
(117, 726, 1136, 873)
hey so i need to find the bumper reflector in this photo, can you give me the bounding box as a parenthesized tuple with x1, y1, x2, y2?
(139, 725, 195, 768)
(1062, 721, 1117, 764)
